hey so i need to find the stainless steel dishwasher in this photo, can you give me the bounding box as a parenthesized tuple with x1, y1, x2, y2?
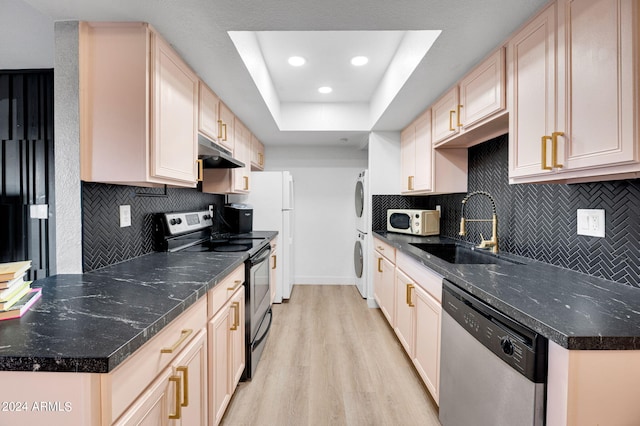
(439, 280, 548, 426)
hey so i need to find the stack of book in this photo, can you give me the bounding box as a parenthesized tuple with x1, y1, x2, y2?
(0, 261, 42, 321)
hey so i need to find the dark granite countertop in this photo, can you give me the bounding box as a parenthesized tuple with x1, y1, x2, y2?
(374, 231, 640, 350)
(0, 231, 277, 373)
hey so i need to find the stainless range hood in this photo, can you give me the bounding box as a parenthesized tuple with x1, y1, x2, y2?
(198, 134, 245, 168)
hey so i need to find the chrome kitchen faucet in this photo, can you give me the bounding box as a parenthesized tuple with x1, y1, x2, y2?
(459, 191, 499, 253)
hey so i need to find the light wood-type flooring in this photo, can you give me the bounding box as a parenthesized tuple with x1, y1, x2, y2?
(221, 285, 441, 426)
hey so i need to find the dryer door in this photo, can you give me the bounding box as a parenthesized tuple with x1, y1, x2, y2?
(353, 239, 363, 278)
(355, 179, 364, 218)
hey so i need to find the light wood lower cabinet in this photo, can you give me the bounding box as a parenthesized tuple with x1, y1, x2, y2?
(373, 249, 396, 326)
(379, 247, 442, 405)
(114, 329, 208, 426)
(208, 285, 245, 426)
(270, 238, 279, 304)
(412, 283, 441, 404)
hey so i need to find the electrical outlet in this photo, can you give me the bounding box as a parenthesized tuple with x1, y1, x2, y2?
(577, 209, 605, 238)
(120, 205, 132, 228)
(435, 205, 441, 213)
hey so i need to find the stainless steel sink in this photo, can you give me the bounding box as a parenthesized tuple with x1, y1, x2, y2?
(410, 243, 522, 265)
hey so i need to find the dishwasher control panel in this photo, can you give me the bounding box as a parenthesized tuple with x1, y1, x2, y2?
(442, 280, 548, 383)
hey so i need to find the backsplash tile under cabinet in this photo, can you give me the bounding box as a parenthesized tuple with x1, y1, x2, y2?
(373, 134, 640, 288)
(82, 182, 224, 272)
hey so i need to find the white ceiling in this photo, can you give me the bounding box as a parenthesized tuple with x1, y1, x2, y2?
(6, 0, 548, 147)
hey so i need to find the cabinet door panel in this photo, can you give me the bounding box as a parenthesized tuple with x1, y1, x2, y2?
(394, 269, 415, 357)
(508, 4, 557, 178)
(413, 285, 441, 405)
(562, 0, 637, 169)
(218, 102, 235, 152)
(209, 305, 232, 425)
(413, 112, 432, 192)
(151, 33, 198, 183)
(432, 88, 460, 144)
(373, 251, 395, 326)
(173, 329, 208, 426)
(400, 126, 415, 192)
(230, 287, 246, 390)
(198, 82, 220, 143)
(460, 48, 505, 129)
(114, 368, 172, 426)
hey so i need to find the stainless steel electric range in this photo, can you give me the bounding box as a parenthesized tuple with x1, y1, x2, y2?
(154, 210, 273, 381)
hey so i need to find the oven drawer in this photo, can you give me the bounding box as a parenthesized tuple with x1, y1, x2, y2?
(208, 264, 245, 318)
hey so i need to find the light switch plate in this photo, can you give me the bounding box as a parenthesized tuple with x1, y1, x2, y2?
(120, 205, 132, 228)
(577, 209, 605, 238)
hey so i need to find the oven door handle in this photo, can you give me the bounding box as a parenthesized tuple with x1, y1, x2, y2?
(251, 308, 273, 350)
(251, 245, 272, 266)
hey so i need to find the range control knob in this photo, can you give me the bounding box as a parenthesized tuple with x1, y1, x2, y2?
(500, 337, 514, 356)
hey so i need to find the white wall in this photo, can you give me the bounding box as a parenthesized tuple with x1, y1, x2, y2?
(368, 131, 401, 195)
(266, 146, 367, 285)
(0, 0, 54, 69)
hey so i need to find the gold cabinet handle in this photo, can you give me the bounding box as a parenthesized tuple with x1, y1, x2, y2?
(541, 136, 552, 170)
(168, 375, 182, 420)
(227, 279, 243, 292)
(449, 110, 455, 131)
(259, 152, 264, 166)
(457, 104, 463, 127)
(217, 119, 223, 139)
(176, 366, 189, 407)
(406, 283, 415, 307)
(377, 257, 383, 273)
(161, 329, 193, 354)
(408, 175, 414, 191)
(243, 175, 249, 190)
(552, 131, 564, 169)
(222, 123, 228, 141)
(230, 301, 240, 331)
(272, 254, 277, 269)
(377, 246, 384, 251)
(197, 159, 203, 182)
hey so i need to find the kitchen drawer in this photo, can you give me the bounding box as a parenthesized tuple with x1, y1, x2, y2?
(396, 252, 442, 303)
(104, 296, 207, 423)
(374, 238, 396, 264)
(208, 264, 245, 318)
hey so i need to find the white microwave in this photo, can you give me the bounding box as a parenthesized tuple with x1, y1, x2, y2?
(387, 209, 440, 236)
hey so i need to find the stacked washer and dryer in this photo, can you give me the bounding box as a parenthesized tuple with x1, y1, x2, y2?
(354, 170, 370, 299)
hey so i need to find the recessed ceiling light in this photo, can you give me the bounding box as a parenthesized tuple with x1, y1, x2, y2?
(351, 56, 369, 66)
(318, 86, 333, 94)
(288, 56, 306, 66)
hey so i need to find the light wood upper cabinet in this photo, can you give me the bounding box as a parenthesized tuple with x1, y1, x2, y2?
(509, 0, 639, 184)
(431, 88, 461, 145)
(232, 119, 251, 193)
(431, 47, 507, 149)
(251, 134, 265, 171)
(401, 110, 433, 193)
(218, 102, 235, 153)
(459, 48, 506, 132)
(198, 81, 221, 144)
(401, 110, 467, 195)
(80, 22, 198, 187)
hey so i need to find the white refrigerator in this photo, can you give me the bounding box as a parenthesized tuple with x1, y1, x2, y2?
(230, 171, 294, 302)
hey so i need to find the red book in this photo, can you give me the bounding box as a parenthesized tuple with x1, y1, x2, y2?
(0, 288, 42, 321)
